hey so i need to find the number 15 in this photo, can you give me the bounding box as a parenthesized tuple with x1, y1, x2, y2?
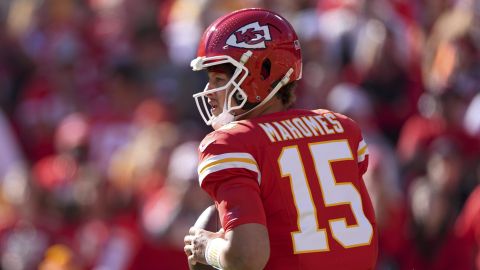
(278, 140, 373, 253)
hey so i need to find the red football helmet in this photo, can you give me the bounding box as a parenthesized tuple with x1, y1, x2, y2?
(191, 8, 302, 129)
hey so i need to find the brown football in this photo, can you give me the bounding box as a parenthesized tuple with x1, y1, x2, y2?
(193, 205, 220, 231)
(189, 205, 220, 270)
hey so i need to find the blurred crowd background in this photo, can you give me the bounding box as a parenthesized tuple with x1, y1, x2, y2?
(0, 0, 479, 269)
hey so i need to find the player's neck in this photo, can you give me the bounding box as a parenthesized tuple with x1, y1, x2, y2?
(238, 97, 286, 120)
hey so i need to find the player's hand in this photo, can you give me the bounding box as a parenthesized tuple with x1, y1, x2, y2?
(184, 227, 225, 266)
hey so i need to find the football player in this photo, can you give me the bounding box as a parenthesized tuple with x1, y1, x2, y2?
(183, 8, 378, 270)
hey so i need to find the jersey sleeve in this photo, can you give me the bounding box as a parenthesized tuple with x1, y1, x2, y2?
(357, 137, 369, 176)
(197, 130, 267, 231)
(331, 111, 369, 176)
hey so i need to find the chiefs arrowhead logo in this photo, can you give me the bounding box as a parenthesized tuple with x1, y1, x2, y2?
(226, 22, 271, 49)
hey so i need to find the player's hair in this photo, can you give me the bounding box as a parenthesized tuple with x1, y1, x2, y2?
(262, 56, 296, 108)
(276, 81, 297, 108)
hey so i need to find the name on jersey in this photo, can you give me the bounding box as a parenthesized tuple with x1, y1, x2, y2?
(258, 113, 344, 143)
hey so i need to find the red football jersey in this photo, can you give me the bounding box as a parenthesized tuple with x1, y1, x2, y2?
(197, 109, 378, 270)
(455, 185, 480, 269)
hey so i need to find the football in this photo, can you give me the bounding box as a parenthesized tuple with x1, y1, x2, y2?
(189, 205, 220, 270)
(193, 205, 220, 231)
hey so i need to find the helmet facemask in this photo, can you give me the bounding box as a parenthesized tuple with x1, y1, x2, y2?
(191, 52, 252, 130)
(191, 8, 303, 130)
(191, 50, 295, 130)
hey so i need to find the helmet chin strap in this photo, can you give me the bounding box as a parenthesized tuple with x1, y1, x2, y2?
(211, 90, 235, 130)
(234, 68, 294, 121)
(211, 111, 235, 130)
(210, 63, 294, 130)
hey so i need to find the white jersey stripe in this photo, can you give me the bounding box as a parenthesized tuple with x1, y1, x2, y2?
(199, 161, 261, 185)
(358, 139, 367, 150)
(357, 140, 369, 163)
(198, 152, 260, 185)
(198, 152, 256, 172)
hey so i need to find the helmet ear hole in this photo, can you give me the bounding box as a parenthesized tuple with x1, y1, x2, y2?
(235, 91, 245, 101)
(261, 58, 271, 80)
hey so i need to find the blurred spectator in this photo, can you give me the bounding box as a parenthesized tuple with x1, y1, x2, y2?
(395, 177, 471, 270)
(0, 220, 50, 270)
(422, 5, 476, 96)
(397, 90, 479, 187)
(0, 108, 28, 204)
(0, 21, 34, 114)
(464, 92, 480, 137)
(28, 112, 100, 268)
(88, 60, 148, 177)
(455, 160, 480, 269)
(357, 22, 421, 144)
(38, 244, 81, 270)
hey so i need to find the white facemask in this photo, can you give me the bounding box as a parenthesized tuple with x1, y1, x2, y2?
(191, 52, 252, 129)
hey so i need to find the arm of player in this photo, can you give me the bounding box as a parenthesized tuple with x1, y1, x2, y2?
(222, 223, 270, 270)
(184, 224, 223, 269)
(185, 223, 269, 270)
(185, 178, 270, 270)
(186, 205, 218, 270)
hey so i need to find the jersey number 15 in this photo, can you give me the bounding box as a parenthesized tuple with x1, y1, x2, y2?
(278, 140, 373, 253)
